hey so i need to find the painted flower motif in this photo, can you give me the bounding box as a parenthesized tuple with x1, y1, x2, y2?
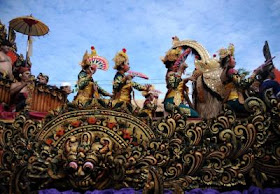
(107, 122, 116, 129)
(122, 129, 131, 140)
(71, 120, 81, 128)
(87, 117, 97, 124)
(46, 139, 53, 145)
(56, 128, 65, 137)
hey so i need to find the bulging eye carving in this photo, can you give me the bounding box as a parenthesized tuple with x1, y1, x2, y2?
(69, 161, 78, 170)
(83, 161, 94, 170)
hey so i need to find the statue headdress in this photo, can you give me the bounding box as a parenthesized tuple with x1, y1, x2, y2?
(161, 47, 182, 65)
(79, 46, 99, 68)
(161, 36, 184, 65)
(113, 48, 128, 69)
(142, 85, 159, 97)
(19, 66, 30, 74)
(218, 43, 235, 59)
(37, 72, 49, 82)
(80, 50, 90, 68)
(89, 46, 97, 57)
(61, 82, 71, 87)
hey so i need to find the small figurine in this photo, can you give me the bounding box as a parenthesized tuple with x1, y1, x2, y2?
(60, 82, 72, 94)
(36, 72, 49, 85)
(60, 82, 72, 103)
(140, 86, 159, 118)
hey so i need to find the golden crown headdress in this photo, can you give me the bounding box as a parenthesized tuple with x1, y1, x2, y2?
(80, 46, 99, 68)
(80, 50, 90, 68)
(113, 48, 128, 69)
(89, 46, 97, 57)
(161, 47, 182, 64)
(218, 43, 235, 59)
(142, 85, 158, 97)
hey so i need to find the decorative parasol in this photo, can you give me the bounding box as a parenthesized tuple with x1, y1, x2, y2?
(9, 15, 49, 66)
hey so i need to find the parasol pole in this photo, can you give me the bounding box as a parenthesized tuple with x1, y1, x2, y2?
(25, 27, 31, 67)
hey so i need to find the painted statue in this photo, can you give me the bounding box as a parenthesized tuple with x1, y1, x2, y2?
(259, 69, 280, 99)
(60, 82, 72, 103)
(36, 72, 49, 85)
(112, 48, 150, 111)
(192, 57, 226, 119)
(0, 43, 14, 80)
(161, 45, 199, 118)
(10, 67, 33, 111)
(252, 41, 280, 100)
(253, 59, 280, 100)
(74, 47, 111, 107)
(219, 44, 252, 113)
(140, 86, 159, 118)
(168, 37, 225, 119)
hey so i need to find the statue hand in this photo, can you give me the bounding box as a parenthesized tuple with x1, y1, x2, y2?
(23, 78, 34, 85)
(145, 84, 152, 90)
(125, 75, 134, 80)
(184, 76, 196, 83)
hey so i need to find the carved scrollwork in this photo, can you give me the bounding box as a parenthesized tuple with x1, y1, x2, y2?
(0, 93, 279, 192)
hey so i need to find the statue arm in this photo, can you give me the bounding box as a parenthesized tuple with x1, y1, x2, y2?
(132, 81, 147, 91)
(96, 82, 111, 96)
(225, 68, 253, 89)
(10, 82, 27, 96)
(231, 73, 253, 89)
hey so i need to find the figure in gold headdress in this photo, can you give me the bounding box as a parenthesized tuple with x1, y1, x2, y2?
(168, 36, 225, 119)
(161, 43, 199, 118)
(112, 48, 150, 111)
(219, 43, 251, 113)
(74, 46, 111, 107)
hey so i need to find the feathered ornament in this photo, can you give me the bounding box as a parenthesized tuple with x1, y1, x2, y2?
(228, 43, 235, 56)
(80, 50, 90, 67)
(127, 71, 149, 79)
(90, 46, 97, 57)
(149, 89, 162, 94)
(113, 48, 129, 69)
(161, 47, 181, 64)
(173, 48, 191, 68)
